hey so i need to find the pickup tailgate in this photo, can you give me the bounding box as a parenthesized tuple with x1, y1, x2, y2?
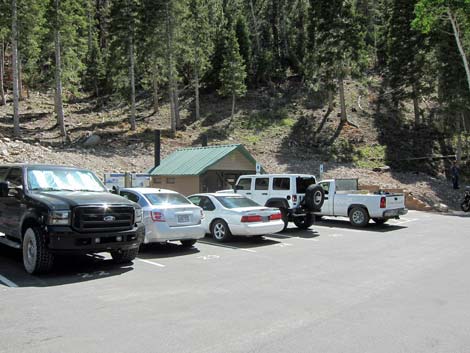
(385, 194, 405, 209)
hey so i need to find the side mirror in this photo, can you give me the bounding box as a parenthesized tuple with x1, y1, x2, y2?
(111, 185, 121, 195)
(235, 185, 243, 190)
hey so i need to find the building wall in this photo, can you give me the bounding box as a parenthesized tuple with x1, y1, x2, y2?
(209, 150, 255, 171)
(150, 175, 200, 196)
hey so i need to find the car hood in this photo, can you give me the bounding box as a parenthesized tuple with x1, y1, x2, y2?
(28, 191, 136, 210)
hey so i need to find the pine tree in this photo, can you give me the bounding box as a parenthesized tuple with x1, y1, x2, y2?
(219, 27, 247, 121)
(305, 0, 366, 124)
(181, 0, 216, 120)
(11, 0, 20, 136)
(0, 0, 8, 106)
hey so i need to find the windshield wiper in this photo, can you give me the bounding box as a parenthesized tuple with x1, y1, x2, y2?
(30, 187, 75, 192)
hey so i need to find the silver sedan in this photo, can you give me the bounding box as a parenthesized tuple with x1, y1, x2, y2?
(120, 188, 205, 247)
(188, 193, 284, 242)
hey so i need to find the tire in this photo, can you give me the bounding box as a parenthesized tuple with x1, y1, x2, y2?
(22, 226, 54, 275)
(280, 208, 289, 231)
(304, 185, 325, 212)
(211, 219, 232, 242)
(293, 214, 314, 229)
(111, 247, 139, 264)
(372, 218, 388, 225)
(180, 239, 197, 248)
(349, 207, 370, 227)
(461, 201, 470, 213)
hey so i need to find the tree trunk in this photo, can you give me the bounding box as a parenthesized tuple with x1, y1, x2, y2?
(327, 89, 334, 113)
(128, 29, 136, 131)
(231, 93, 236, 121)
(17, 51, 23, 100)
(339, 76, 347, 124)
(11, 0, 20, 137)
(448, 8, 470, 97)
(166, 0, 176, 133)
(412, 83, 420, 126)
(152, 66, 159, 113)
(249, 0, 260, 78)
(173, 84, 180, 129)
(0, 40, 5, 106)
(194, 64, 200, 120)
(54, 0, 66, 139)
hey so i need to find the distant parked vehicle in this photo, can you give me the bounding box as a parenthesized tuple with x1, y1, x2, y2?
(315, 179, 408, 227)
(461, 187, 470, 212)
(231, 174, 325, 230)
(188, 193, 284, 242)
(119, 188, 205, 248)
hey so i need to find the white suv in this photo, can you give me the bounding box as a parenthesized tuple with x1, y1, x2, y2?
(233, 174, 325, 230)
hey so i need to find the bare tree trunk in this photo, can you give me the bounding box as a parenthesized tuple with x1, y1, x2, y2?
(128, 29, 136, 131)
(173, 84, 180, 129)
(249, 0, 260, 78)
(448, 8, 470, 97)
(17, 51, 23, 100)
(231, 93, 236, 121)
(194, 63, 200, 120)
(166, 0, 176, 133)
(327, 89, 334, 114)
(412, 84, 420, 126)
(0, 40, 5, 105)
(152, 68, 159, 113)
(11, 0, 20, 137)
(339, 76, 347, 124)
(54, 0, 66, 139)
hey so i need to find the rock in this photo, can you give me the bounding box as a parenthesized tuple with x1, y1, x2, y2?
(83, 134, 101, 147)
(373, 165, 391, 173)
(434, 203, 449, 213)
(1, 149, 9, 156)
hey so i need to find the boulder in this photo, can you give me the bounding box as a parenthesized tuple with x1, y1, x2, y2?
(83, 134, 101, 147)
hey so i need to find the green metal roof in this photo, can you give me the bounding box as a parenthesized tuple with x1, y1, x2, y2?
(148, 144, 258, 176)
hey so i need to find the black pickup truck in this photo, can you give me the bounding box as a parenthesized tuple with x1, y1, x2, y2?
(0, 164, 145, 274)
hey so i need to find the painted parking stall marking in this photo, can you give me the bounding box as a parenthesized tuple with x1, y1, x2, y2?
(0, 274, 18, 288)
(197, 255, 220, 261)
(198, 240, 257, 253)
(137, 258, 166, 268)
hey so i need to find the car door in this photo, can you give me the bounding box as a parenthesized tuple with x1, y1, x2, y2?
(0, 166, 11, 234)
(188, 196, 215, 233)
(317, 181, 332, 215)
(235, 177, 253, 199)
(0, 167, 25, 237)
(251, 177, 270, 206)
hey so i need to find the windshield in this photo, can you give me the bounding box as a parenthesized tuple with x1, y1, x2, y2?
(215, 196, 260, 209)
(145, 193, 191, 206)
(27, 168, 106, 192)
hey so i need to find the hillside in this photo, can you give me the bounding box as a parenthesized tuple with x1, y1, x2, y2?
(0, 78, 466, 211)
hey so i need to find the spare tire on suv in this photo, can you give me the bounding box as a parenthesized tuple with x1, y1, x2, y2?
(303, 184, 325, 212)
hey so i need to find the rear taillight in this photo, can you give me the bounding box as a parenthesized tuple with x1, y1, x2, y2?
(151, 211, 165, 222)
(380, 197, 386, 209)
(269, 213, 282, 221)
(292, 195, 297, 202)
(241, 215, 262, 223)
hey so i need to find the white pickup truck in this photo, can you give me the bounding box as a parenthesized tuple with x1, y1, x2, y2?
(315, 179, 408, 227)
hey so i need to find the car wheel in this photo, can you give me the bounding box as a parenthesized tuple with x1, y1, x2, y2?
(372, 218, 388, 225)
(211, 219, 232, 242)
(461, 201, 470, 212)
(180, 239, 197, 248)
(280, 208, 289, 231)
(293, 214, 314, 229)
(111, 248, 139, 264)
(22, 226, 54, 275)
(349, 207, 370, 227)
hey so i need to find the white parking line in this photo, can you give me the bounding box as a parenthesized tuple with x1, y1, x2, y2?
(0, 274, 18, 288)
(137, 259, 166, 268)
(314, 225, 363, 233)
(198, 241, 257, 253)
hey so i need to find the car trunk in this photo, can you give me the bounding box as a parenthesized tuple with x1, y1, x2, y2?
(155, 205, 201, 227)
(239, 207, 280, 222)
(385, 195, 405, 209)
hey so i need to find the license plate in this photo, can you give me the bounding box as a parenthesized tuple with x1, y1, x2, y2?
(178, 215, 190, 223)
(262, 216, 269, 222)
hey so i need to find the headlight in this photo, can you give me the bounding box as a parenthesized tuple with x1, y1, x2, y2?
(134, 208, 143, 223)
(48, 210, 71, 225)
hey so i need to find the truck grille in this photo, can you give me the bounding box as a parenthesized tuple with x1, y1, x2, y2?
(72, 206, 134, 233)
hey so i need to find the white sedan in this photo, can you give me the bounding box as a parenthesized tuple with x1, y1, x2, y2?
(187, 193, 284, 242)
(119, 188, 205, 247)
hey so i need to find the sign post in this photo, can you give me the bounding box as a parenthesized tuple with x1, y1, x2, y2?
(319, 164, 324, 181)
(256, 163, 261, 175)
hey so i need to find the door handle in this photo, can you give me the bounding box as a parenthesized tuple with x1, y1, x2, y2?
(262, 193, 268, 195)
(324, 196, 329, 200)
(246, 192, 251, 195)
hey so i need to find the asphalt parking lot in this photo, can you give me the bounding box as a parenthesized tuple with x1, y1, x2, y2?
(1, 210, 470, 353)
